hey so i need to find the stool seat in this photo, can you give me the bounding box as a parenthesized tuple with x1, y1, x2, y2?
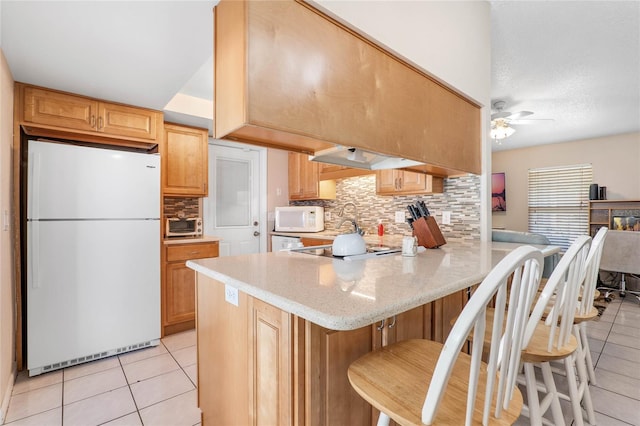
(348, 339, 523, 426)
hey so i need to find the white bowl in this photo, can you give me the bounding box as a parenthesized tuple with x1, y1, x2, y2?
(332, 233, 367, 256)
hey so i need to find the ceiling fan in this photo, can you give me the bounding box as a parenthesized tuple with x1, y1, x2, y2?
(490, 100, 554, 140)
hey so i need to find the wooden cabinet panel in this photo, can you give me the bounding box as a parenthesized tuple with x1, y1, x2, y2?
(376, 170, 443, 195)
(163, 241, 219, 336)
(20, 84, 161, 144)
(214, 0, 481, 176)
(288, 152, 335, 200)
(162, 123, 209, 196)
(300, 238, 332, 247)
(432, 289, 468, 343)
(165, 263, 197, 325)
(250, 299, 293, 426)
(197, 274, 250, 426)
(306, 323, 373, 426)
(99, 103, 157, 140)
(23, 86, 97, 131)
(166, 242, 218, 262)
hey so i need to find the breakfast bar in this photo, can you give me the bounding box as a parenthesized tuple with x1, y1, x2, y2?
(187, 240, 560, 425)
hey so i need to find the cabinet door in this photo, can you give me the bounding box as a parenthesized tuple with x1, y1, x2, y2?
(306, 323, 373, 426)
(399, 171, 427, 192)
(99, 102, 158, 140)
(250, 299, 293, 426)
(165, 262, 196, 325)
(375, 169, 399, 195)
(288, 152, 319, 200)
(23, 86, 98, 131)
(162, 123, 209, 196)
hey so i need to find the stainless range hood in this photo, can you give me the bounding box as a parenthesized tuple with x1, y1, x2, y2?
(309, 146, 424, 170)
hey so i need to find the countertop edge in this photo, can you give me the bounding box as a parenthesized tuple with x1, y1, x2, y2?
(187, 259, 486, 331)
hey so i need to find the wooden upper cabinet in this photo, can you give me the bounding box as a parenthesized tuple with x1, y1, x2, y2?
(214, 0, 481, 176)
(20, 84, 161, 144)
(98, 102, 157, 140)
(161, 123, 209, 196)
(288, 152, 335, 200)
(376, 170, 444, 195)
(23, 86, 98, 131)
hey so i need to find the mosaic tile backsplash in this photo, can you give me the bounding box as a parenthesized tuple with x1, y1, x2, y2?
(291, 174, 481, 242)
(163, 197, 200, 219)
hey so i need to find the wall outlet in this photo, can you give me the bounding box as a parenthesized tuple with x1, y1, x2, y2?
(395, 211, 405, 223)
(325, 211, 332, 221)
(225, 284, 239, 307)
(442, 211, 451, 225)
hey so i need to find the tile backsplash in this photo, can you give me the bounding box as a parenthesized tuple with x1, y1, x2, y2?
(163, 197, 200, 219)
(291, 174, 481, 242)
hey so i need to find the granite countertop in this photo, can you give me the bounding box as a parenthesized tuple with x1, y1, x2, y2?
(163, 235, 221, 245)
(187, 240, 560, 331)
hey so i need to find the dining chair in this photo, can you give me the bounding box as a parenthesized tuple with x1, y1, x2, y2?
(348, 245, 544, 425)
(519, 235, 593, 426)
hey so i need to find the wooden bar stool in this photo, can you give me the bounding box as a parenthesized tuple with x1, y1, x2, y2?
(348, 245, 544, 425)
(574, 227, 608, 385)
(519, 235, 594, 426)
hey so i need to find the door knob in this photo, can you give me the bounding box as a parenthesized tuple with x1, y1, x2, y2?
(254, 231, 260, 236)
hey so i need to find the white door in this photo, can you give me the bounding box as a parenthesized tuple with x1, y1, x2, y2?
(204, 142, 266, 256)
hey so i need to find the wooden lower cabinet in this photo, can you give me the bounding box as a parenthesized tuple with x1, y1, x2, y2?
(195, 273, 468, 425)
(162, 241, 218, 336)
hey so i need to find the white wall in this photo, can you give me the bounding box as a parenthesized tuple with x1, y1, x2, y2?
(310, 0, 493, 240)
(0, 46, 16, 424)
(492, 132, 640, 231)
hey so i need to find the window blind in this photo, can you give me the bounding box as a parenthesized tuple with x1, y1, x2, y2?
(528, 164, 592, 251)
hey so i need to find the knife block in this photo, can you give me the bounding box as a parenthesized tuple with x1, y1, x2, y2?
(412, 216, 446, 249)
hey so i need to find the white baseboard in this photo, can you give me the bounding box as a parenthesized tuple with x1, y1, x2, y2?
(0, 363, 17, 424)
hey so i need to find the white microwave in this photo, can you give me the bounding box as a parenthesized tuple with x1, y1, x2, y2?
(275, 206, 324, 232)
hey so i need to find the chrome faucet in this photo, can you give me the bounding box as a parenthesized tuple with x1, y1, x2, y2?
(337, 202, 364, 235)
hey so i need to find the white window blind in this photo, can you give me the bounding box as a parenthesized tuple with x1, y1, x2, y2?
(528, 164, 592, 251)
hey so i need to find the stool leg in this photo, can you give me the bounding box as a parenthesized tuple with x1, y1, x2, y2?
(574, 343, 597, 425)
(563, 357, 584, 426)
(540, 362, 566, 426)
(580, 322, 597, 385)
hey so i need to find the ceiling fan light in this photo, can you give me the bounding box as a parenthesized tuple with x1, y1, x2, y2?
(490, 124, 516, 140)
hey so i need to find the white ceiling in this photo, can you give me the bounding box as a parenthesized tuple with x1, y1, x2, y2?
(1, 1, 638, 152)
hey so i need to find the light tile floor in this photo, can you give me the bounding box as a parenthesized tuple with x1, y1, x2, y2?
(4, 329, 200, 426)
(513, 295, 640, 426)
(4, 298, 640, 425)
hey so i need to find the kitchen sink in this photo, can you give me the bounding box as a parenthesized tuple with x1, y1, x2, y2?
(288, 244, 401, 261)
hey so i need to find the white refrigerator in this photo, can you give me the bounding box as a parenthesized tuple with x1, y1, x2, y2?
(27, 140, 161, 376)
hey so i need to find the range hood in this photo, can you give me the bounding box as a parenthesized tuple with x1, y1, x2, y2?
(309, 146, 424, 170)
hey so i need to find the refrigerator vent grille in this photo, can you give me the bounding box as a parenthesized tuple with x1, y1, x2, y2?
(38, 340, 157, 374)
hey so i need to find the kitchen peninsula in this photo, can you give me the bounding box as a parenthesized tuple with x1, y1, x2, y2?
(188, 241, 559, 425)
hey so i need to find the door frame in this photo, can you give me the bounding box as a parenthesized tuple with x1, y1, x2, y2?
(208, 139, 268, 253)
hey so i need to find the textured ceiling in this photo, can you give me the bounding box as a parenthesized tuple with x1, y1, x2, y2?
(1, 1, 638, 151)
(490, 1, 640, 151)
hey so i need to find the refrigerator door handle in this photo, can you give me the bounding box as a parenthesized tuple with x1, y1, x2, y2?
(29, 151, 41, 220)
(30, 221, 40, 289)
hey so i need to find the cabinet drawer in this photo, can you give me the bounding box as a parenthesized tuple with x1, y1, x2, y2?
(166, 242, 219, 262)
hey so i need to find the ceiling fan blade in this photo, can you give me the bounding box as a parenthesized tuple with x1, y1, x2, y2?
(509, 118, 555, 125)
(491, 111, 512, 120)
(507, 111, 534, 120)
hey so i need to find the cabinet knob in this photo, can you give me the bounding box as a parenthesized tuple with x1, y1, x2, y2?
(376, 319, 386, 331)
(388, 315, 396, 328)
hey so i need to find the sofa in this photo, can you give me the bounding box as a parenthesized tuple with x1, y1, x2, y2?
(492, 229, 559, 278)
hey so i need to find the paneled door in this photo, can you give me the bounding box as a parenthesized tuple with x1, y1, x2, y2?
(204, 142, 266, 256)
